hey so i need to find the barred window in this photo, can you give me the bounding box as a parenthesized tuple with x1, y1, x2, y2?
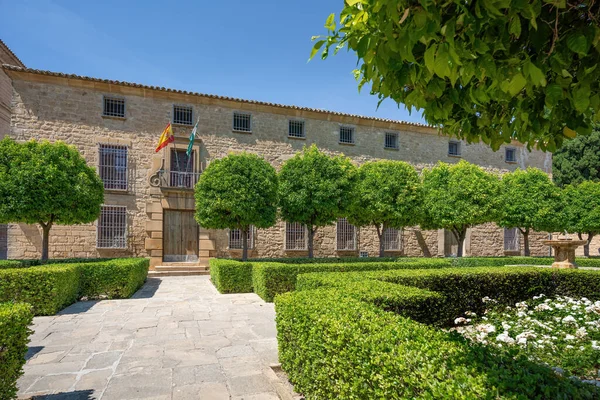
(339, 126, 355, 144)
(288, 120, 305, 138)
(229, 226, 255, 249)
(505, 147, 517, 163)
(173, 105, 193, 125)
(99, 144, 128, 190)
(385, 132, 399, 149)
(448, 140, 461, 157)
(97, 206, 127, 249)
(336, 218, 356, 251)
(504, 228, 520, 251)
(233, 112, 252, 132)
(383, 227, 402, 251)
(285, 222, 307, 250)
(103, 96, 125, 118)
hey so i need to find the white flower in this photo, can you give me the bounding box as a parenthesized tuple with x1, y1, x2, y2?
(566, 345, 574, 349)
(555, 303, 566, 310)
(465, 311, 477, 317)
(502, 322, 512, 330)
(592, 341, 600, 350)
(565, 334, 576, 341)
(562, 315, 578, 325)
(517, 337, 528, 345)
(533, 294, 545, 300)
(476, 324, 496, 334)
(534, 303, 553, 312)
(454, 317, 468, 325)
(575, 327, 588, 339)
(496, 331, 515, 345)
(585, 304, 600, 315)
(515, 301, 528, 310)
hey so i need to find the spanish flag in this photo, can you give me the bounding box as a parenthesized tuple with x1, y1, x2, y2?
(155, 123, 174, 152)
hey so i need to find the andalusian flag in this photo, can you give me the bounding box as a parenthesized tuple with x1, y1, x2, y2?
(155, 123, 174, 152)
(186, 118, 199, 157)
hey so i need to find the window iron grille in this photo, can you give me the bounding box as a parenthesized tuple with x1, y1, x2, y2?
(385, 132, 399, 149)
(448, 141, 461, 156)
(383, 227, 402, 251)
(229, 226, 255, 249)
(339, 126, 354, 144)
(336, 218, 357, 251)
(173, 105, 193, 125)
(233, 112, 252, 132)
(97, 205, 127, 249)
(285, 222, 307, 250)
(288, 120, 305, 138)
(99, 144, 128, 190)
(103, 97, 125, 118)
(359, 251, 369, 258)
(504, 228, 520, 251)
(505, 148, 517, 163)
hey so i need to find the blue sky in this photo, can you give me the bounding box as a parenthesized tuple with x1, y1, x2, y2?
(0, 0, 425, 124)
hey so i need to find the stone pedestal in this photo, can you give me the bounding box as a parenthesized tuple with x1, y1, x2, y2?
(543, 238, 586, 269)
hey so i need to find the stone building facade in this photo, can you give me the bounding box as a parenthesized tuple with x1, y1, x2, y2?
(2, 64, 555, 267)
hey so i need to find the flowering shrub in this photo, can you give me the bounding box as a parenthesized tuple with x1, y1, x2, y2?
(453, 295, 600, 381)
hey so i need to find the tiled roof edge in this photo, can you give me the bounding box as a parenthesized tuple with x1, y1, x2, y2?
(0, 40, 25, 68)
(2, 64, 433, 129)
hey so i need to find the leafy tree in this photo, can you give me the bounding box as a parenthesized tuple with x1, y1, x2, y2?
(347, 160, 422, 257)
(195, 152, 278, 261)
(0, 138, 104, 260)
(313, 1, 600, 151)
(563, 181, 600, 257)
(278, 145, 356, 258)
(498, 168, 563, 256)
(553, 128, 600, 187)
(421, 160, 500, 257)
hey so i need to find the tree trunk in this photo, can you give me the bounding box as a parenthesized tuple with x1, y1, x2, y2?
(375, 223, 385, 257)
(40, 221, 52, 262)
(456, 230, 466, 258)
(585, 232, 594, 257)
(308, 226, 315, 258)
(523, 230, 530, 256)
(241, 227, 248, 261)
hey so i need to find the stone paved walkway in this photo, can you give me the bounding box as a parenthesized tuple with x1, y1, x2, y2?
(17, 276, 282, 400)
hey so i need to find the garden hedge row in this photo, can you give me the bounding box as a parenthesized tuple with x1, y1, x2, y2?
(276, 267, 600, 398)
(0, 302, 33, 400)
(0, 258, 149, 315)
(0, 257, 115, 269)
(0, 260, 24, 269)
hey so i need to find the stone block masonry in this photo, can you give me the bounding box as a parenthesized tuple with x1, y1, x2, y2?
(3, 66, 554, 263)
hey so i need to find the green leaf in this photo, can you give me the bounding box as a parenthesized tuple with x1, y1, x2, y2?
(572, 85, 591, 113)
(563, 126, 577, 138)
(544, 84, 563, 107)
(509, 16, 521, 38)
(567, 33, 588, 56)
(507, 73, 527, 96)
(434, 45, 451, 78)
(525, 61, 546, 86)
(346, 0, 362, 5)
(325, 13, 336, 32)
(424, 44, 437, 73)
(309, 40, 326, 61)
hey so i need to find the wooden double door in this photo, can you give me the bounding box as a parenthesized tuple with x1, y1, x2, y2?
(163, 210, 199, 262)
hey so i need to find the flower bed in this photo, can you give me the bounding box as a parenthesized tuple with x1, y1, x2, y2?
(453, 294, 600, 382)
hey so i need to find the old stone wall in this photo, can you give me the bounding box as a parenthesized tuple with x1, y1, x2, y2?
(5, 72, 553, 262)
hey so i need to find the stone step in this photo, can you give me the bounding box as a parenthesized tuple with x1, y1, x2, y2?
(148, 270, 211, 277)
(154, 265, 209, 272)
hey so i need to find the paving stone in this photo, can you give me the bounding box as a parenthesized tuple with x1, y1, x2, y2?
(84, 351, 122, 369)
(26, 373, 78, 394)
(228, 373, 274, 396)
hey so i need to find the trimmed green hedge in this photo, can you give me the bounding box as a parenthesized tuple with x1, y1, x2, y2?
(0, 258, 149, 315)
(277, 267, 600, 398)
(0, 303, 33, 400)
(276, 285, 598, 399)
(0, 260, 24, 269)
(0, 258, 116, 269)
(252, 259, 453, 302)
(451, 256, 553, 267)
(209, 259, 253, 293)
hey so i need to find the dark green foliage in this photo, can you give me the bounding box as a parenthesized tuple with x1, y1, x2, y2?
(209, 259, 253, 293)
(249, 256, 402, 263)
(0, 261, 23, 269)
(277, 267, 600, 398)
(0, 138, 104, 260)
(278, 145, 356, 258)
(563, 181, 600, 256)
(195, 152, 278, 260)
(252, 259, 453, 302)
(0, 258, 115, 269)
(451, 256, 553, 267)
(347, 160, 422, 256)
(276, 288, 598, 399)
(0, 258, 148, 315)
(421, 161, 501, 256)
(0, 302, 33, 400)
(314, 1, 600, 151)
(554, 129, 600, 187)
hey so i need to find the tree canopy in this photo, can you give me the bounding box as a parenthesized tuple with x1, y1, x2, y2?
(497, 167, 562, 255)
(278, 145, 356, 258)
(347, 160, 422, 257)
(195, 152, 278, 261)
(0, 138, 104, 260)
(562, 181, 600, 256)
(313, 0, 600, 151)
(553, 127, 600, 187)
(421, 160, 500, 256)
